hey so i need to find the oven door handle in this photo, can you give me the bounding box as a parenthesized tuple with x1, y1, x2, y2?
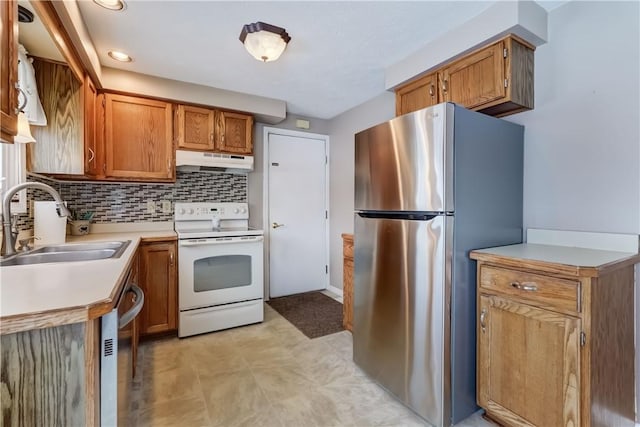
(179, 236, 264, 246)
(119, 285, 144, 330)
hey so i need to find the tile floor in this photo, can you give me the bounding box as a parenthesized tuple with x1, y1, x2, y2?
(119, 304, 494, 427)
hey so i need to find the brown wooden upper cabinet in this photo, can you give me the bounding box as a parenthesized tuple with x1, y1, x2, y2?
(103, 93, 174, 182)
(84, 75, 99, 176)
(395, 35, 534, 118)
(215, 110, 254, 155)
(175, 104, 215, 151)
(176, 105, 254, 155)
(395, 72, 438, 117)
(1, 0, 18, 143)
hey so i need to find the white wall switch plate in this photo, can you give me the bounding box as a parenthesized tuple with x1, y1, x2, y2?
(146, 200, 156, 214)
(162, 200, 172, 214)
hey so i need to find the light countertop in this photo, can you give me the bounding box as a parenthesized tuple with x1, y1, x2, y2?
(470, 243, 640, 277)
(0, 227, 176, 335)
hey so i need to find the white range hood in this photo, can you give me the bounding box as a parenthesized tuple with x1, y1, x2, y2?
(176, 150, 254, 174)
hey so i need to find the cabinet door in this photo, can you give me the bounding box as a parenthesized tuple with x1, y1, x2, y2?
(441, 41, 505, 110)
(215, 111, 253, 155)
(478, 295, 580, 426)
(104, 93, 174, 180)
(0, 0, 18, 143)
(139, 241, 177, 335)
(395, 72, 438, 116)
(176, 104, 215, 151)
(84, 76, 98, 176)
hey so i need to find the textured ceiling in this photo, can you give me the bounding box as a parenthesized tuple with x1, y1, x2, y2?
(74, 1, 563, 120)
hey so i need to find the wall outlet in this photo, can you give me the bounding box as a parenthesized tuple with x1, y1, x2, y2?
(161, 200, 172, 214)
(146, 200, 156, 214)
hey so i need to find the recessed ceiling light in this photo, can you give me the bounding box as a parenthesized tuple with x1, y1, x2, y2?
(108, 50, 132, 62)
(93, 0, 126, 11)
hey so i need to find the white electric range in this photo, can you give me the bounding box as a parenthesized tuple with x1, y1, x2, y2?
(174, 202, 264, 337)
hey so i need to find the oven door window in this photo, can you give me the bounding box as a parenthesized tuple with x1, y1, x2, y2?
(194, 255, 252, 291)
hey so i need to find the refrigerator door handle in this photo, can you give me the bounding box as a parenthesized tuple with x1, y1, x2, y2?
(356, 211, 441, 221)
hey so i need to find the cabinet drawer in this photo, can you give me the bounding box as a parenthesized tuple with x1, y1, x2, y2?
(479, 266, 580, 314)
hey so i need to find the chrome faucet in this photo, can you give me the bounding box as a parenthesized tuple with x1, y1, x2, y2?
(1, 182, 71, 257)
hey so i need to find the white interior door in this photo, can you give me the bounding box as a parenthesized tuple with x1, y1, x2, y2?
(267, 131, 328, 298)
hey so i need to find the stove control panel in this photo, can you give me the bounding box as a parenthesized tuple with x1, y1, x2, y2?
(175, 202, 249, 221)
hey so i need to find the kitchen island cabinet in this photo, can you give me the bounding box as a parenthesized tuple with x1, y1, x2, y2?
(103, 93, 174, 182)
(0, 0, 18, 143)
(0, 229, 175, 426)
(138, 238, 178, 336)
(471, 244, 640, 427)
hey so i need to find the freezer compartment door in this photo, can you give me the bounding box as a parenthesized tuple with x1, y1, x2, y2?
(353, 212, 450, 426)
(354, 103, 453, 212)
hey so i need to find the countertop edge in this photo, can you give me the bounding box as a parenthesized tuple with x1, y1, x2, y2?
(470, 243, 640, 277)
(0, 230, 177, 335)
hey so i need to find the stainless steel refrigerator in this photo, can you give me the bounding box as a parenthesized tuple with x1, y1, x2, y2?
(353, 102, 523, 426)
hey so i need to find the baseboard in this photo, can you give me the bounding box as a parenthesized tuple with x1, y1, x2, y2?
(326, 284, 343, 297)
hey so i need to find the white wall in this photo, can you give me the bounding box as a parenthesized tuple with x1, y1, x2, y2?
(326, 92, 395, 289)
(507, 1, 640, 235)
(506, 1, 640, 416)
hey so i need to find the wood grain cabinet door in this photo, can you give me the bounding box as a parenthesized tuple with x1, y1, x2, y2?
(83, 75, 98, 176)
(139, 242, 177, 335)
(215, 111, 254, 155)
(441, 41, 506, 110)
(478, 295, 580, 427)
(395, 72, 439, 116)
(0, 0, 18, 143)
(176, 104, 215, 151)
(104, 93, 174, 180)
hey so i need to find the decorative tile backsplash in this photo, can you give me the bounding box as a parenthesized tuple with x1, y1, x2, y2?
(16, 172, 247, 230)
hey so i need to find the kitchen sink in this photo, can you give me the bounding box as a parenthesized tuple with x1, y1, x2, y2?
(0, 240, 131, 267)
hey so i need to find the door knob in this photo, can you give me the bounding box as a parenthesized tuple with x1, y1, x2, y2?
(272, 222, 285, 229)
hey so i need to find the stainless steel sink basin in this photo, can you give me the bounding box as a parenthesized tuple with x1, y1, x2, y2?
(0, 240, 131, 267)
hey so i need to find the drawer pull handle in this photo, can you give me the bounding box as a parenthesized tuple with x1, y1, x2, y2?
(480, 308, 487, 333)
(511, 282, 538, 292)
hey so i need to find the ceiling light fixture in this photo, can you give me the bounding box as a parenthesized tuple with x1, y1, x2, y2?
(108, 50, 132, 62)
(93, 0, 126, 11)
(239, 22, 291, 63)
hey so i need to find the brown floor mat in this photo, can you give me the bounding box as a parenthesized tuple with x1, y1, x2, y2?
(266, 291, 344, 338)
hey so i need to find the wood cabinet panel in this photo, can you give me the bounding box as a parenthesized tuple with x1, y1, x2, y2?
(84, 76, 98, 176)
(395, 72, 438, 116)
(0, 0, 18, 143)
(215, 110, 253, 155)
(342, 233, 353, 332)
(395, 35, 534, 118)
(139, 241, 177, 335)
(479, 265, 581, 315)
(472, 248, 637, 427)
(104, 93, 174, 181)
(478, 295, 580, 427)
(441, 42, 505, 109)
(28, 58, 83, 174)
(1, 322, 90, 426)
(176, 104, 215, 151)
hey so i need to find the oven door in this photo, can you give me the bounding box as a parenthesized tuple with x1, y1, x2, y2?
(178, 236, 264, 310)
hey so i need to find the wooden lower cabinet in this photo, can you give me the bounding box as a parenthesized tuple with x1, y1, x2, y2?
(138, 239, 178, 336)
(342, 233, 353, 332)
(471, 248, 637, 427)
